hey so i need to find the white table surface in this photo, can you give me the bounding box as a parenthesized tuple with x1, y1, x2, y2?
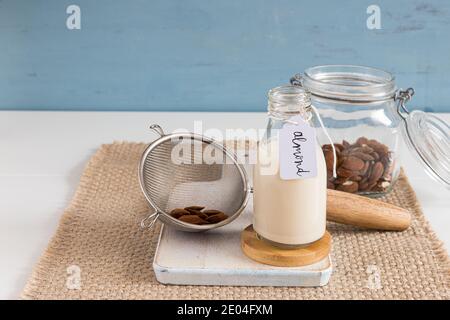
(0, 111, 449, 299)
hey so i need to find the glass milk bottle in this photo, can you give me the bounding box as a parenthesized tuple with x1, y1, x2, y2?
(253, 85, 328, 246)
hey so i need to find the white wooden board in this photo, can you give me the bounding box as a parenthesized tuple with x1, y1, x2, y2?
(153, 199, 332, 287)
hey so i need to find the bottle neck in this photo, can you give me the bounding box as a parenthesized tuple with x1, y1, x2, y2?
(265, 85, 338, 178)
(267, 85, 312, 122)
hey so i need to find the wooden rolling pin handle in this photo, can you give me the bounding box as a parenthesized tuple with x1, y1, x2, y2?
(326, 189, 411, 231)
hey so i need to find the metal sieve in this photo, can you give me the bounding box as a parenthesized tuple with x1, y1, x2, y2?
(138, 124, 251, 232)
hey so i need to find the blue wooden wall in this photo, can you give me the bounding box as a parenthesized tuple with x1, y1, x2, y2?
(1, 0, 449, 112)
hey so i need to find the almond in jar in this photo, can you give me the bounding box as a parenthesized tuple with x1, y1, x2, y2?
(253, 86, 327, 246)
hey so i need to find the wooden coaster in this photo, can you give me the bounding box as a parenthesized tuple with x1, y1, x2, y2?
(241, 225, 331, 267)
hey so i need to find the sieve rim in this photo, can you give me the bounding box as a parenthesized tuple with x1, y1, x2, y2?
(138, 131, 251, 231)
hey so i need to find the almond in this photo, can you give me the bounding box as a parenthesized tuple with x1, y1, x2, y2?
(380, 181, 391, 189)
(359, 181, 369, 191)
(186, 209, 203, 216)
(203, 209, 225, 216)
(327, 169, 333, 178)
(337, 167, 356, 178)
(359, 161, 370, 176)
(370, 151, 380, 160)
(206, 213, 228, 224)
(337, 155, 345, 167)
(343, 140, 350, 148)
(336, 181, 359, 193)
(369, 161, 384, 184)
(333, 143, 344, 152)
(184, 205, 205, 211)
(367, 181, 377, 191)
(373, 180, 391, 191)
(351, 152, 374, 161)
(170, 208, 191, 219)
(347, 146, 363, 153)
(195, 211, 209, 220)
(178, 215, 208, 225)
(356, 137, 369, 146)
(364, 165, 373, 182)
(334, 177, 349, 184)
(324, 149, 335, 169)
(360, 146, 374, 153)
(342, 156, 365, 171)
(367, 139, 389, 155)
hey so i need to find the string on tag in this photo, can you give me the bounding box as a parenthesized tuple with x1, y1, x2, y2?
(268, 107, 337, 178)
(311, 105, 337, 178)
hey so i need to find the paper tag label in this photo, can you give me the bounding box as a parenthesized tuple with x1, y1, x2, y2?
(279, 116, 317, 180)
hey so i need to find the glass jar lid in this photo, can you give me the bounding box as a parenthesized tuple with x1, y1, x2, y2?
(397, 89, 450, 188)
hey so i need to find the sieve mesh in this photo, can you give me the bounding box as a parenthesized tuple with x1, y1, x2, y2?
(140, 131, 249, 230)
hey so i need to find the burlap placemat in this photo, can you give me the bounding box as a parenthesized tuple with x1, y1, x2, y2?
(21, 142, 449, 300)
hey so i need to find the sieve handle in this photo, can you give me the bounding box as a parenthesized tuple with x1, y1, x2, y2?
(140, 211, 160, 229)
(149, 124, 165, 137)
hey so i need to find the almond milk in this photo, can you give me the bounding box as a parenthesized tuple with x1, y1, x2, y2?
(253, 139, 327, 246)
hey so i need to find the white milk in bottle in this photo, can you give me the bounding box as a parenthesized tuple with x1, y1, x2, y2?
(253, 86, 327, 246)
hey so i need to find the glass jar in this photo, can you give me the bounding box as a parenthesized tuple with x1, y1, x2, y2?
(291, 65, 450, 196)
(253, 85, 327, 246)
